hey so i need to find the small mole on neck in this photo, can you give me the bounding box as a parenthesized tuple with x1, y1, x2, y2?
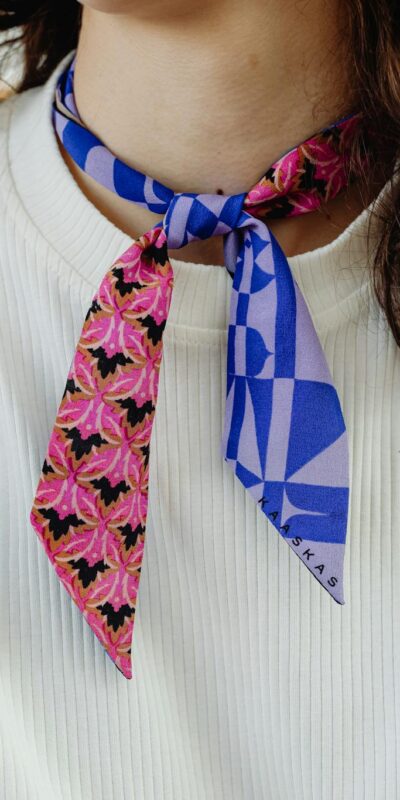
(216, 188, 224, 195)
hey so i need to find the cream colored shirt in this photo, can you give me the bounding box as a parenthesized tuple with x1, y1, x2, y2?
(0, 58, 399, 799)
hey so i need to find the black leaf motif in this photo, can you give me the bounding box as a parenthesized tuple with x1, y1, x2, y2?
(39, 508, 85, 541)
(85, 299, 101, 321)
(141, 443, 150, 468)
(91, 476, 130, 505)
(70, 557, 109, 588)
(62, 378, 82, 399)
(63, 426, 108, 460)
(143, 241, 168, 266)
(298, 157, 326, 195)
(118, 522, 145, 550)
(263, 195, 294, 220)
(112, 267, 142, 297)
(89, 346, 133, 379)
(117, 397, 154, 427)
(98, 601, 135, 632)
(139, 313, 166, 346)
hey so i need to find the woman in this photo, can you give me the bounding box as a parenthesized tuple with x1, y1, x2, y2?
(0, 1, 399, 798)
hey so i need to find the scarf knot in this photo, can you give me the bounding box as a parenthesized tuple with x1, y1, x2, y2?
(163, 191, 247, 250)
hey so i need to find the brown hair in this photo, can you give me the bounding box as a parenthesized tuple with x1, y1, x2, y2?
(1, 0, 400, 343)
(0, 1, 81, 91)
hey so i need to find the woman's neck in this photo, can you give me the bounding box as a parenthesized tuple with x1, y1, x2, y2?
(65, 1, 370, 264)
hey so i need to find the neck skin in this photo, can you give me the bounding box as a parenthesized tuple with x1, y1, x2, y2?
(64, 1, 375, 265)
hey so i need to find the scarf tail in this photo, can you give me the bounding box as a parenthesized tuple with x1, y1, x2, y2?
(221, 222, 349, 604)
(30, 228, 174, 678)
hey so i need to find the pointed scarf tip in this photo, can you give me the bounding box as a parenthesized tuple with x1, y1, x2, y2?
(287, 535, 346, 604)
(112, 653, 133, 680)
(82, 608, 135, 680)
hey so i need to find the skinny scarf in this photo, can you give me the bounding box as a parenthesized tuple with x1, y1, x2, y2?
(31, 58, 362, 678)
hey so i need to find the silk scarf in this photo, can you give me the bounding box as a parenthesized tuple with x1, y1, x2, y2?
(31, 57, 362, 678)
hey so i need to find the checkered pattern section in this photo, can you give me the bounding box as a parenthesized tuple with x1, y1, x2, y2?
(164, 192, 246, 247)
(221, 218, 348, 603)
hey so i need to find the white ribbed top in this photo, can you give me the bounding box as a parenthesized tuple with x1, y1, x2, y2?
(0, 59, 399, 800)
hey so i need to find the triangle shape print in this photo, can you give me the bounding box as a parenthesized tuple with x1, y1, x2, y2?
(287, 432, 348, 488)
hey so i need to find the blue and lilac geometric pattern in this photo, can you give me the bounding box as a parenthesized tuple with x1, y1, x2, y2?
(50, 57, 351, 609)
(165, 192, 349, 603)
(221, 217, 349, 603)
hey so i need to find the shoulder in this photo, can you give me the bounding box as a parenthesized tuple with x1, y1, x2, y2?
(0, 85, 46, 238)
(0, 59, 134, 305)
(0, 89, 35, 283)
(0, 82, 43, 170)
(0, 53, 75, 262)
(0, 59, 85, 292)
(0, 91, 17, 205)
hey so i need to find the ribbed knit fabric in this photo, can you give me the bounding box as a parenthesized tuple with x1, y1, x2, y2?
(0, 57, 400, 800)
